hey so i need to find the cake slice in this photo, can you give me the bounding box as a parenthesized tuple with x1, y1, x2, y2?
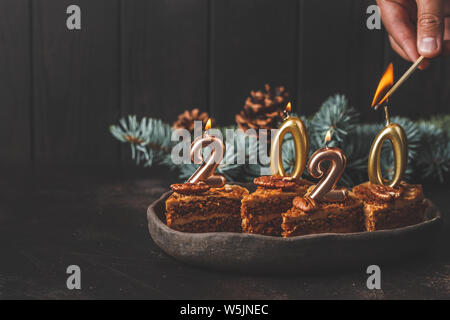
(166, 184, 249, 233)
(282, 186, 364, 237)
(353, 181, 427, 231)
(241, 176, 313, 236)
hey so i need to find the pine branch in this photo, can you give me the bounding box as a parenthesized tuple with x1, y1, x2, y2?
(422, 114, 450, 136)
(415, 122, 450, 182)
(110, 115, 173, 166)
(311, 94, 359, 146)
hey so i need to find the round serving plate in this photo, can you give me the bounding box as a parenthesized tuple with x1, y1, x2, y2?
(147, 187, 442, 274)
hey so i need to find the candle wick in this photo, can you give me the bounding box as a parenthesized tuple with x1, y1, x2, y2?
(384, 105, 391, 125)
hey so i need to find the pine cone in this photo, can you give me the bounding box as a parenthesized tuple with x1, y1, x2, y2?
(235, 84, 289, 134)
(173, 108, 214, 133)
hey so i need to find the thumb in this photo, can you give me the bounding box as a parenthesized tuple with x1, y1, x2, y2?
(417, 0, 444, 58)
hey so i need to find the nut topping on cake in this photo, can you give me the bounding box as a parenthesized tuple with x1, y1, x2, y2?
(352, 181, 426, 232)
(293, 196, 317, 212)
(254, 175, 300, 190)
(170, 182, 211, 195)
(368, 183, 403, 201)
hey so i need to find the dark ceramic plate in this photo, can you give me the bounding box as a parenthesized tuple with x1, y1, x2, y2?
(147, 189, 442, 274)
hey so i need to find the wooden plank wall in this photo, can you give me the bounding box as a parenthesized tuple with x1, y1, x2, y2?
(0, 0, 448, 166)
(0, 0, 31, 165)
(32, 0, 121, 165)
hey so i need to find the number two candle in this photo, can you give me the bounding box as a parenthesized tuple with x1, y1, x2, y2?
(187, 119, 226, 187)
(307, 130, 347, 202)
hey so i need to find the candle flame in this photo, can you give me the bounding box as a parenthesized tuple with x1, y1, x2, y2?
(371, 63, 394, 108)
(325, 129, 333, 144)
(285, 102, 292, 113)
(205, 118, 212, 131)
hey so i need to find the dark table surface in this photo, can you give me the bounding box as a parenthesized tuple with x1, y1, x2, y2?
(0, 166, 449, 300)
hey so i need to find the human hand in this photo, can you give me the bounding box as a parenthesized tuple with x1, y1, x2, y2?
(377, 0, 450, 69)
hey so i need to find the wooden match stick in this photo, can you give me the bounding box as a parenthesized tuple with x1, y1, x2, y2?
(377, 56, 425, 107)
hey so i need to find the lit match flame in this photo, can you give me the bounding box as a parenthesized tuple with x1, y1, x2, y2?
(371, 63, 394, 108)
(205, 118, 212, 131)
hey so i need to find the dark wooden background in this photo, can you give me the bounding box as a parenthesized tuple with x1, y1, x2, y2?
(1, 0, 449, 167)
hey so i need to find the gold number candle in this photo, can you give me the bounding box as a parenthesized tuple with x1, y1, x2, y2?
(270, 102, 309, 179)
(368, 107, 407, 188)
(368, 63, 408, 188)
(187, 119, 226, 187)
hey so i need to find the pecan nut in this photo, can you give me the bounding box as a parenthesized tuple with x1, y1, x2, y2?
(254, 175, 299, 190)
(369, 183, 403, 201)
(293, 196, 317, 212)
(170, 182, 210, 195)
